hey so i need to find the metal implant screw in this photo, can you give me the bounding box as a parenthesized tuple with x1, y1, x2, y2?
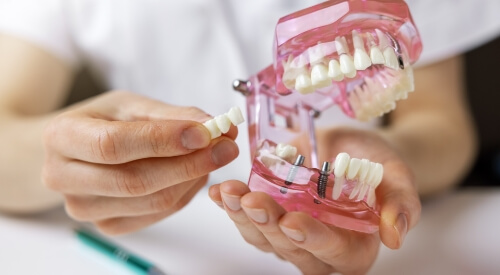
(317, 161, 331, 199)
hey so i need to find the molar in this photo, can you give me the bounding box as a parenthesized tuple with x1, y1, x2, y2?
(275, 143, 298, 161)
(295, 73, 314, 94)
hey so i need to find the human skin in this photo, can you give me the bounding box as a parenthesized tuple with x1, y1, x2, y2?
(0, 34, 239, 234)
(208, 55, 478, 274)
(0, 29, 477, 273)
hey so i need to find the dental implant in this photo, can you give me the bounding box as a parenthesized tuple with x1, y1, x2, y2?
(315, 161, 331, 204)
(285, 155, 305, 185)
(281, 155, 305, 194)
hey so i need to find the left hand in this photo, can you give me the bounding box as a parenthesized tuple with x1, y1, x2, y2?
(209, 127, 421, 275)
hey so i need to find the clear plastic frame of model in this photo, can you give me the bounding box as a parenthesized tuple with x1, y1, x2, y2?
(233, 0, 422, 233)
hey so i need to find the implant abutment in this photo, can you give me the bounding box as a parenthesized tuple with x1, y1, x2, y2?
(285, 155, 305, 185)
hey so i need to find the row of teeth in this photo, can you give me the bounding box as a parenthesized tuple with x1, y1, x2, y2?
(283, 29, 402, 95)
(203, 106, 245, 139)
(349, 67, 414, 121)
(270, 144, 383, 207)
(332, 152, 383, 207)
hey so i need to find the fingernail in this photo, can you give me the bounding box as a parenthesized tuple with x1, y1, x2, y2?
(181, 126, 210, 150)
(221, 193, 241, 211)
(279, 225, 306, 242)
(395, 213, 408, 246)
(244, 208, 268, 224)
(211, 140, 238, 166)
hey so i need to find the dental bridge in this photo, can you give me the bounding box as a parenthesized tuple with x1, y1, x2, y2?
(233, 0, 422, 233)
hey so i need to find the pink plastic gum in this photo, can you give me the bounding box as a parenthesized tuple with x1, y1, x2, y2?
(234, 0, 422, 233)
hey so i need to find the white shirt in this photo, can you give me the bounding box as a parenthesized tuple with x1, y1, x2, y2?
(1, 0, 499, 183)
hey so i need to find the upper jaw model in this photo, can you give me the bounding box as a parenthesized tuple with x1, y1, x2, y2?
(234, 0, 422, 233)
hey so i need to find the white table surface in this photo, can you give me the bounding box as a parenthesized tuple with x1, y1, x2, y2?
(1, 187, 499, 275)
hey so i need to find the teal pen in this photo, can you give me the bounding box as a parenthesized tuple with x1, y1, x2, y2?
(75, 227, 166, 275)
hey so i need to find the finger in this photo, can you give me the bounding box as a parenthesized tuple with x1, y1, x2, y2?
(239, 192, 331, 274)
(45, 138, 238, 196)
(65, 176, 208, 221)
(377, 159, 421, 249)
(95, 177, 206, 235)
(208, 183, 224, 209)
(44, 114, 213, 164)
(83, 91, 213, 123)
(279, 212, 379, 274)
(219, 181, 274, 253)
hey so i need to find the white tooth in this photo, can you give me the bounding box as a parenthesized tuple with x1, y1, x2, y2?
(203, 119, 221, 139)
(354, 49, 372, 70)
(295, 73, 314, 94)
(334, 153, 350, 178)
(349, 181, 363, 200)
(358, 159, 371, 182)
(328, 59, 344, 81)
(291, 54, 309, 69)
(332, 152, 350, 199)
(308, 44, 326, 65)
(335, 37, 348, 55)
(382, 101, 396, 113)
(352, 30, 364, 49)
(275, 143, 297, 160)
(384, 48, 399, 70)
(340, 54, 356, 78)
(310, 64, 331, 89)
(371, 163, 384, 188)
(227, 106, 245, 125)
(366, 162, 378, 185)
(367, 187, 376, 207)
(375, 29, 390, 48)
(332, 178, 344, 200)
(357, 183, 370, 200)
(346, 158, 361, 180)
(215, 115, 231, 134)
(370, 46, 385, 64)
(352, 31, 371, 70)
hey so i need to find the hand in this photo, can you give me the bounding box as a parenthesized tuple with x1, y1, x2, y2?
(209, 127, 421, 275)
(42, 91, 239, 235)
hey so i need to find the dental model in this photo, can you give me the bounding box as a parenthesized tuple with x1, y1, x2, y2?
(203, 106, 244, 139)
(233, 0, 422, 233)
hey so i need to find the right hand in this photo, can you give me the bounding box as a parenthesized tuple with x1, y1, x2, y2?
(42, 91, 239, 235)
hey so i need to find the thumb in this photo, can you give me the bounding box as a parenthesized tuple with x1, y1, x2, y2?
(377, 159, 421, 249)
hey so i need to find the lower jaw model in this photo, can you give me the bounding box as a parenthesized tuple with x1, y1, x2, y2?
(233, 0, 422, 234)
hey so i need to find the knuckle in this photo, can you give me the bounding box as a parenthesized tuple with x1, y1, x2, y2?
(277, 246, 304, 260)
(150, 190, 175, 212)
(184, 106, 206, 116)
(173, 155, 201, 182)
(92, 127, 119, 162)
(113, 164, 151, 196)
(140, 123, 168, 155)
